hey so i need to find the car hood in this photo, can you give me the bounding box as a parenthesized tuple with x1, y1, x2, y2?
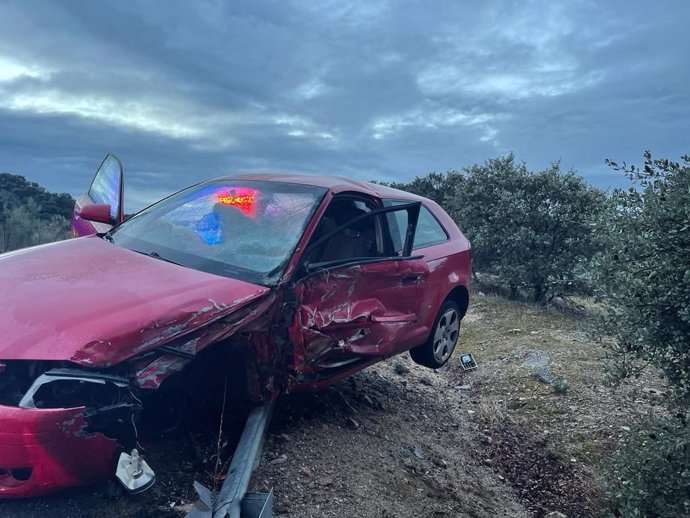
(0, 236, 270, 367)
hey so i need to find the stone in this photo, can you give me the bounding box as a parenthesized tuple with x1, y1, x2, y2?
(270, 454, 288, 465)
(346, 417, 361, 430)
(478, 434, 493, 445)
(394, 362, 410, 375)
(317, 476, 334, 487)
(535, 366, 556, 384)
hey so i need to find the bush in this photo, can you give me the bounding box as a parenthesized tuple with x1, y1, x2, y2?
(595, 152, 690, 405)
(604, 417, 690, 518)
(444, 154, 605, 302)
(0, 197, 71, 252)
(594, 152, 690, 517)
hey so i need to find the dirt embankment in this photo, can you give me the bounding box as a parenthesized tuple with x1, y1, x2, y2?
(1, 294, 664, 518)
(253, 358, 529, 518)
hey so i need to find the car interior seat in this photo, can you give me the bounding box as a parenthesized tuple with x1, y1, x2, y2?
(318, 202, 377, 262)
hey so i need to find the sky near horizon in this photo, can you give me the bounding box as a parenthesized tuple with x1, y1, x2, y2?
(0, 0, 688, 210)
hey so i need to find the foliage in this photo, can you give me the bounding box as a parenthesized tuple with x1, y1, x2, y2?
(0, 173, 74, 220)
(594, 152, 690, 405)
(387, 155, 604, 302)
(399, 154, 604, 302)
(0, 173, 74, 253)
(385, 171, 460, 207)
(604, 416, 689, 518)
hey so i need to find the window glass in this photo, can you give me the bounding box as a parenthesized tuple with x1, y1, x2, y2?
(414, 206, 449, 248)
(386, 209, 407, 254)
(88, 155, 121, 220)
(111, 180, 326, 285)
(307, 198, 382, 263)
(383, 200, 449, 250)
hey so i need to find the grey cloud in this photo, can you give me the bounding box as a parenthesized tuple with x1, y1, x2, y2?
(0, 0, 688, 210)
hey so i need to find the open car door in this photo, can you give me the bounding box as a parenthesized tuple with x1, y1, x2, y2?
(292, 202, 431, 371)
(71, 153, 124, 236)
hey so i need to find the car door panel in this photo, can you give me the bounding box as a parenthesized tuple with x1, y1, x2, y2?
(290, 200, 428, 369)
(294, 257, 430, 369)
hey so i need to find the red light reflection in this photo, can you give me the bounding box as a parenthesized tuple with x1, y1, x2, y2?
(215, 187, 259, 216)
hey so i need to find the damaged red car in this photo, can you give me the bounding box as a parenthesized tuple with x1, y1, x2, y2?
(0, 154, 471, 498)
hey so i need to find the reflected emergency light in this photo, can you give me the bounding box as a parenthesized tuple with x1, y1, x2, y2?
(216, 187, 259, 216)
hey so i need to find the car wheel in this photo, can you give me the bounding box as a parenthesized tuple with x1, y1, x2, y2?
(410, 300, 461, 369)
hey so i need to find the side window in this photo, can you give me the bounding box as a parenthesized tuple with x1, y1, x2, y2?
(414, 206, 449, 248)
(307, 197, 384, 264)
(385, 209, 408, 255)
(383, 200, 449, 250)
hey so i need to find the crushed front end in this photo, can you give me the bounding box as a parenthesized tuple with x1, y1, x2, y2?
(0, 362, 139, 498)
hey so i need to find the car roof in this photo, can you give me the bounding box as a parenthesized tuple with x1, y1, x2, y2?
(215, 172, 428, 202)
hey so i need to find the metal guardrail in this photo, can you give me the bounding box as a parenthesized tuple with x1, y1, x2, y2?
(186, 402, 275, 518)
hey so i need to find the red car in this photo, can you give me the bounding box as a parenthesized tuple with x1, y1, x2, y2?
(0, 154, 471, 498)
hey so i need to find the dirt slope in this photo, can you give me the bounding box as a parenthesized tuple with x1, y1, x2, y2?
(1, 293, 663, 518)
(253, 357, 529, 518)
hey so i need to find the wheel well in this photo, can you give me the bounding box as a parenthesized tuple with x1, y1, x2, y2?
(446, 285, 469, 318)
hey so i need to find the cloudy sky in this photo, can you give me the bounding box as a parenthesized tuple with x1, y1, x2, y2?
(1, 0, 688, 209)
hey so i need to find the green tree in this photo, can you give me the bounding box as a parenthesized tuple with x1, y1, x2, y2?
(595, 151, 690, 404)
(596, 152, 690, 518)
(0, 197, 72, 253)
(445, 154, 605, 302)
(386, 171, 460, 206)
(0, 172, 74, 220)
(0, 173, 74, 252)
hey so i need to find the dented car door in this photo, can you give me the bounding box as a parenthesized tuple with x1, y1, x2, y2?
(292, 202, 430, 370)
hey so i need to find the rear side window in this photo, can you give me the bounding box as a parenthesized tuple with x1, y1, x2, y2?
(384, 200, 449, 251)
(414, 206, 449, 248)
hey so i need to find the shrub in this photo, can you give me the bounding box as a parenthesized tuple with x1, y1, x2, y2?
(0, 197, 71, 252)
(604, 417, 689, 518)
(444, 154, 605, 303)
(595, 152, 690, 405)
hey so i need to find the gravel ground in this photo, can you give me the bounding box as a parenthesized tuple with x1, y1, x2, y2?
(4, 294, 654, 518)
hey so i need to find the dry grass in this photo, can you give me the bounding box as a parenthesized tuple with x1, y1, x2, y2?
(443, 292, 670, 515)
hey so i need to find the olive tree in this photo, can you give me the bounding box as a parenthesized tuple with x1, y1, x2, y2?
(596, 151, 690, 518)
(445, 154, 605, 302)
(595, 151, 690, 404)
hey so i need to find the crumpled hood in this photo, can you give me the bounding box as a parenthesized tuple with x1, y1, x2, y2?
(0, 236, 269, 367)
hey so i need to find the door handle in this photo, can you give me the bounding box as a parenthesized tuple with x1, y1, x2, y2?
(402, 274, 422, 283)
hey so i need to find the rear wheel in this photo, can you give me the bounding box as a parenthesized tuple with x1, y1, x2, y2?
(410, 300, 461, 369)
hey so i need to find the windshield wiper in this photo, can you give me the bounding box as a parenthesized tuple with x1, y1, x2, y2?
(148, 251, 182, 266)
(129, 248, 183, 266)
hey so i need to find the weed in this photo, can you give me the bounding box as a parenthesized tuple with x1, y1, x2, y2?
(552, 378, 570, 394)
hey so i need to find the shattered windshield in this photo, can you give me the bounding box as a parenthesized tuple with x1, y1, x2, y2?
(110, 180, 326, 285)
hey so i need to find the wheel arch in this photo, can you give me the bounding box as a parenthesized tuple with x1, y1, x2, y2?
(445, 284, 469, 319)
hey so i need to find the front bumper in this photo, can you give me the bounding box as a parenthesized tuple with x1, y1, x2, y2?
(0, 404, 118, 498)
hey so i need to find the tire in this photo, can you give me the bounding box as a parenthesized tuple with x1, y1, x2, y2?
(410, 300, 461, 369)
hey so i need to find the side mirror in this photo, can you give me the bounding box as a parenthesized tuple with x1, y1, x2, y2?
(77, 203, 116, 225)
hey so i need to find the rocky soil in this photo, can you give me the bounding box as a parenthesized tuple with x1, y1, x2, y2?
(252, 357, 529, 518)
(0, 293, 665, 518)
